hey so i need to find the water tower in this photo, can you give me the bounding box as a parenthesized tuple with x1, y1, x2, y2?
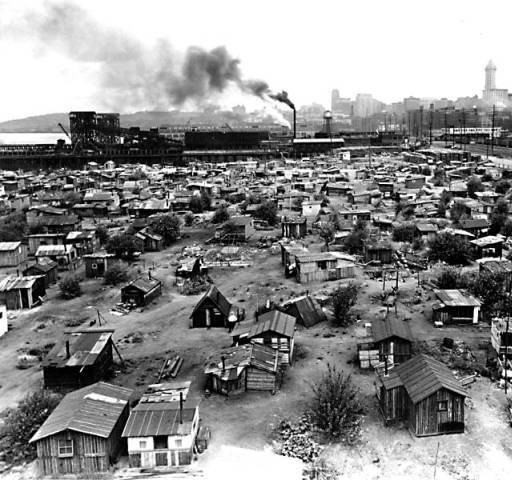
(323, 110, 333, 137)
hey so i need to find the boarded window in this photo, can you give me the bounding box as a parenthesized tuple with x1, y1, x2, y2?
(58, 439, 73, 457)
(129, 453, 141, 468)
(438, 400, 448, 412)
(155, 452, 168, 466)
(139, 440, 147, 449)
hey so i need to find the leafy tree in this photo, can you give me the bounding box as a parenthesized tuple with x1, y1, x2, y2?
(104, 262, 129, 286)
(96, 225, 109, 245)
(392, 224, 415, 242)
(212, 206, 230, 224)
(427, 232, 471, 265)
(28, 220, 48, 235)
(62, 191, 81, 207)
(148, 214, 181, 245)
(319, 223, 335, 251)
(106, 234, 143, 260)
(467, 175, 484, 198)
(449, 201, 467, 224)
(495, 179, 511, 195)
(437, 190, 452, 217)
(184, 212, 195, 226)
(467, 271, 506, 320)
(436, 266, 469, 289)
(330, 283, 359, 326)
(308, 364, 363, 443)
(489, 198, 509, 234)
(200, 191, 212, 211)
(254, 200, 278, 226)
(344, 220, 368, 255)
(0, 389, 62, 464)
(59, 274, 82, 299)
(189, 195, 203, 213)
(502, 219, 512, 241)
(0, 212, 28, 241)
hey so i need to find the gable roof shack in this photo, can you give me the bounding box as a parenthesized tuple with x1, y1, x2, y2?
(190, 284, 232, 328)
(29, 382, 133, 475)
(42, 329, 115, 390)
(30, 382, 133, 443)
(281, 295, 326, 328)
(371, 315, 414, 343)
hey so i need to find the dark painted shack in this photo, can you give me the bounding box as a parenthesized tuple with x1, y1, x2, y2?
(120, 276, 162, 307)
(190, 285, 232, 328)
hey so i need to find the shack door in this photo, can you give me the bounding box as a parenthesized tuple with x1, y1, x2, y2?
(97, 260, 105, 276)
(21, 288, 30, 308)
(141, 452, 153, 468)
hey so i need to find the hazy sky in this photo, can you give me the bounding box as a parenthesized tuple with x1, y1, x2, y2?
(0, 0, 511, 121)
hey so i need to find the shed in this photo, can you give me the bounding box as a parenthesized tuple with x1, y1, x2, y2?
(190, 285, 232, 328)
(83, 252, 117, 278)
(375, 354, 468, 436)
(30, 382, 133, 475)
(23, 259, 58, 287)
(120, 276, 162, 307)
(0, 241, 27, 267)
(204, 343, 280, 395)
(232, 310, 296, 365)
(280, 294, 326, 328)
(0, 274, 46, 309)
(281, 216, 308, 239)
(470, 235, 503, 259)
(432, 289, 481, 325)
(358, 314, 414, 368)
(42, 329, 115, 390)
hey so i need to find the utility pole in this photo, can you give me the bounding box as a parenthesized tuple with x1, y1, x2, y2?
(462, 108, 466, 152)
(444, 110, 448, 148)
(491, 104, 496, 155)
(429, 105, 433, 146)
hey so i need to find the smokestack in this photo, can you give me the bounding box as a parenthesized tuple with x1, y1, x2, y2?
(65, 340, 70, 359)
(179, 392, 183, 424)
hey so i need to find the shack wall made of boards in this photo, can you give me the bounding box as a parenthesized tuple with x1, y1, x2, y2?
(246, 366, 277, 391)
(34, 404, 128, 475)
(409, 388, 465, 437)
(375, 383, 408, 423)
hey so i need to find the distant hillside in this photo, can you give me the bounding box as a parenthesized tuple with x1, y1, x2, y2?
(0, 110, 284, 133)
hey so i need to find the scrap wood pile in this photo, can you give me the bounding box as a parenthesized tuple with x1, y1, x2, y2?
(157, 355, 183, 381)
(180, 275, 212, 295)
(273, 417, 323, 464)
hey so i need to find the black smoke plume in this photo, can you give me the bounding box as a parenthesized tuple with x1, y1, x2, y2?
(15, 2, 287, 112)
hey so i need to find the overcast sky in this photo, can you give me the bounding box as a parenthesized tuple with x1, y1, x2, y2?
(0, 0, 511, 121)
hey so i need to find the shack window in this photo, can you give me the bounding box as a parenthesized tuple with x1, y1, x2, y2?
(318, 261, 327, 270)
(175, 438, 183, 448)
(58, 439, 73, 457)
(437, 400, 448, 412)
(139, 440, 147, 449)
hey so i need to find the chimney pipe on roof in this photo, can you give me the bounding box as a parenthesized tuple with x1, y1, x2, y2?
(221, 356, 226, 373)
(65, 340, 70, 359)
(179, 392, 183, 424)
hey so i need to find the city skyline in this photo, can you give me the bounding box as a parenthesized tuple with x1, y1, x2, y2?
(1, 0, 512, 122)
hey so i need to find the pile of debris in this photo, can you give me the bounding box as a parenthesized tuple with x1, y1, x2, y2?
(180, 275, 212, 295)
(273, 417, 323, 463)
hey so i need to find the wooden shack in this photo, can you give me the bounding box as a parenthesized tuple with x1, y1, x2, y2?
(364, 241, 394, 264)
(358, 314, 414, 368)
(375, 354, 468, 436)
(30, 382, 133, 475)
(232, 310, 296, 365)
(42, 329, 116, 390)
(470, 235, 503, 259)
(204, 343, 280, 395)
(0, 275, 46, 310)
(281, 216, 308, 239)
(295, 253, 355, 283)
(120, 276, 162, 307)
(432, 289, 481, 325)
(190, 285, 233, 328)
(280, 294, 326, 328)
(0, 241, 27, 267)
(23, 259, 58, 287)
(83, 252, 117, 278)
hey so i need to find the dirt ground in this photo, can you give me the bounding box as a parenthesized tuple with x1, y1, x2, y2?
(1, 229, 511, 479)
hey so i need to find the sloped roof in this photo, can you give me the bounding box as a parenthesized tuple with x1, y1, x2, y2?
(0, 241, 21, 251)
(0, 275, 40, 291)
(434, 289, 481, 307)
(122, 403, 196, 437)
(30, 382, 133, 443)
(191, 285, 231, 318)
(392, 354, 468, 404)
(233, 310, 296, 339)
(122, 276, 161, 294)
(371, 315, 414, 343)
(42, 329, 114, 368)
(282, 295, 326, 328)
